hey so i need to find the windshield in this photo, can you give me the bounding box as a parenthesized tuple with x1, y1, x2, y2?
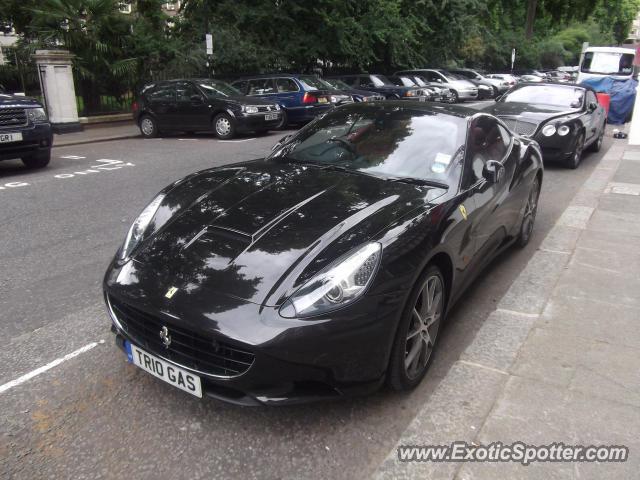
(325, 79, 350, 90)
(198, 80, 242, 97)
(503, 85, 584, 109)
(441, 71, 464, 81)
(412, 76, 428, 87)
(371, 75, 393, 86)
(397, 76, 417, 87)
(581, 51, 634, 75)
(270, 105, 466, 185)
(298, 75, 332, 90)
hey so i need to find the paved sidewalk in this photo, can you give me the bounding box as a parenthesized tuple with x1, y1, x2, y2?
(53, 121, 140, 147)
(376, 137, 640, 479)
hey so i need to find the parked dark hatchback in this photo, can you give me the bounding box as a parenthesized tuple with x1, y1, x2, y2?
(104, 102, 543, 405)
(133, 79, 283, 140)
(329, 74, 424, 100)
(0, 93, 52, 168)
(322, 78, 385, 102)
(232, 74, 350, 127)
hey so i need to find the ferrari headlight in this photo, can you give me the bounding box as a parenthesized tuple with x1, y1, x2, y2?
(557, 125, 570, 136)
(27, 107, 48, 123)
(279, 243, 382, 318)
(243, 105, 259, 114)
(119, 194, 165, 261)
(541, 124, 557, 137)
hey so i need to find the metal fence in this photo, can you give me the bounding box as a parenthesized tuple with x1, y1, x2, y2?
(76, 91, 135, 117)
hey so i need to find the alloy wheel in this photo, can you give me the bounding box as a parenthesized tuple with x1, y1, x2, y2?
(521, 177, 540, 244)
(141, 117, 155, 137)
(570, 134, 584, 169)
(216, 117, 232, 137)
(404, 274, 443, 380)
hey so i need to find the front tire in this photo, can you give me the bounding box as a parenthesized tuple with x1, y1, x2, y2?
(276, 110, 288, 130)
(139, 114, 159, 138)
(449, 91, 459, 103)
(388, 266, 446, 391)
(566, 132, 585, 169)
(517, 175, 541, 248)
(22, 150, 51, 169)
(213, 113, 235, 140)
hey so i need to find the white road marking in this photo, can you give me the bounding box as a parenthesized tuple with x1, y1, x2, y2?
(0, 340, 105, 394)
(219, 138, 255, 143)
(59, 155, 86, 159)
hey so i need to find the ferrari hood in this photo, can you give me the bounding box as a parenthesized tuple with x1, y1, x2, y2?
(130, 160, 446, 306)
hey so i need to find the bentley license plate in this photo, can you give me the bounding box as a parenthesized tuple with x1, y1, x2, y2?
(126, 341, 203, 398)
(0, 132, 22, 143)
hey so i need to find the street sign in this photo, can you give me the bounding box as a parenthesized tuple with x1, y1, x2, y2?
(206, 34, 213, 55)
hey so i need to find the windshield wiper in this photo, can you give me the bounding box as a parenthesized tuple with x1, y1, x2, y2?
(387, 177, 449, 189)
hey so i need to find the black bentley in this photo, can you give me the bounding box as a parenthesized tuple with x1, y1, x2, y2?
(104, 102, 543, 405)
(484, 83, 607, 169)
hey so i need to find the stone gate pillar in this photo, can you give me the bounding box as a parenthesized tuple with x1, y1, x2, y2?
(32, 50, 82, 133)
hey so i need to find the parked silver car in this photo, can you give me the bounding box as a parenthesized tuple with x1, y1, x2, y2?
(395, 69, 478, 102)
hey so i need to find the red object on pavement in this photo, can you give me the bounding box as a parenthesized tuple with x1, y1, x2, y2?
(596, 93, 610, 116)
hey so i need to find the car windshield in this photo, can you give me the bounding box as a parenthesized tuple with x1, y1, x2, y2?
(412, 76, 428, 87)
(270, 105, 466, 185)
(371, 75, 393, 86)
(442, 71, 464, 81)
(581, 51, 634, 75)
(326, 79, 351, 90)
(502, 85, 584, 109)
(197, 80, 242, 97)
(298, 75, 331, 90)
(397, 76, 417, 87)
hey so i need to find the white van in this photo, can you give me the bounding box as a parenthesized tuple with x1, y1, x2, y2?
(577, 46, 636, 83)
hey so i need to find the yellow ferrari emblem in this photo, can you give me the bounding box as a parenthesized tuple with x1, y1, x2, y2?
(165, 286, 178, 299)
(459, 204, 468, 221)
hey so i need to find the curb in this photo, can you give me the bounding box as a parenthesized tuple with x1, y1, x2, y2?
(53, 133, 140, 148)
(374, 140, 626, 479)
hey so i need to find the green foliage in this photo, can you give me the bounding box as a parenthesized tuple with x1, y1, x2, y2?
(0, 0, 639, 104)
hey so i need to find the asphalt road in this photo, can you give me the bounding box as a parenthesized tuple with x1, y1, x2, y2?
(0, 103, 614, 479)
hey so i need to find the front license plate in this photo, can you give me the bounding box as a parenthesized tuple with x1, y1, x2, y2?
(0, 132, 22, 143)
(419, 97, 427, 102)
(264, 113, 279, 121)
(126, 341, 203, 398)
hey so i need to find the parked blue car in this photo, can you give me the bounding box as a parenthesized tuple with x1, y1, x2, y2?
(231, 74, 351, 127)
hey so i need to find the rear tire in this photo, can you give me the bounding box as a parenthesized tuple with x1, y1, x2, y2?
(22, 150, 51, 169)
(388, 265, 446, 391)
(588, 123, 605, 152)
(517, 175, 541, 248)
(213, 113, 235, 140)
(139, 114, 159, 138)
(276, 110, 288, 130)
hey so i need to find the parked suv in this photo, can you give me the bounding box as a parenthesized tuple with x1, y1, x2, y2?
(0, 92, 52, 168)
(232, 74, 350, 127)
(395, 69, 478, 102)
(133, 79, 283, 140)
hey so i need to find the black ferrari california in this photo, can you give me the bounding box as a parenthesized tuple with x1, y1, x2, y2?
(104, 102, 543, 405)
(484, 83, 607, 169)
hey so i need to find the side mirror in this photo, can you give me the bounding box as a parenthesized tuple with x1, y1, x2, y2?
(271, 134, 292, 151)
(190, 94, 204, 103)
(482, 160, 505, 184)
(588, 102, 598, 112)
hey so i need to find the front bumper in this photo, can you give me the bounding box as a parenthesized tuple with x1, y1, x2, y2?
(105, 286, 403, 405)
(235, 112, 283, 133)
(533, 133, 575, 163)
(0, 123, 52, 161)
